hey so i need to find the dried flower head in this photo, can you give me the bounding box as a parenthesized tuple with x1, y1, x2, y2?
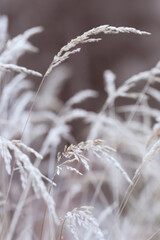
(64, 206, 105, 240)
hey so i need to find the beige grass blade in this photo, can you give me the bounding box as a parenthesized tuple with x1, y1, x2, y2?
(44, 25, 150, 78)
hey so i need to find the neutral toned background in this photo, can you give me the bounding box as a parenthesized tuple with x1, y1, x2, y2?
(1, 0, 160, 105)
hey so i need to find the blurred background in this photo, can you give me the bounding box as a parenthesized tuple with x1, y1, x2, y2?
(1, 2, 160, 239)
(0, 0, 160, 106)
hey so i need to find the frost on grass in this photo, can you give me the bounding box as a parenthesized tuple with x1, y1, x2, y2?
(56, 139, 132, 184)
(0, 15, 43, 78)
(0, 137, 58, 223)
(64, 206, 105, 240)
(104, 70, 116, 105)
(0, 73, 34, 139)
(65, 89, 98, 108)
(0, 26, 43, 64)
(0, 15, 157, 239)
(106, 60, 160, 108)
(0, 15, 8, 53)
(44, 25, 150, 77)
(0, 63, 42, 77)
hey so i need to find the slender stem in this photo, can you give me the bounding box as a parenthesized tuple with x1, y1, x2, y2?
(40, 169, 57, 240)
(118, 172, 141, 216)
(90, 172, 105, 206)
(0, 159, 16, 238)
(39, 185, 52, 240)
(5, 156, 42, 240)
(6, 178, 31, 240)
(127, 81, 150, 124)
(59, 219, 66, 240)
(146, 228, 160, 240)
(20, 75, 46, 140)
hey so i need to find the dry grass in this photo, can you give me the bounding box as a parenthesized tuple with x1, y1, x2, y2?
(1, 15, 160, 240)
